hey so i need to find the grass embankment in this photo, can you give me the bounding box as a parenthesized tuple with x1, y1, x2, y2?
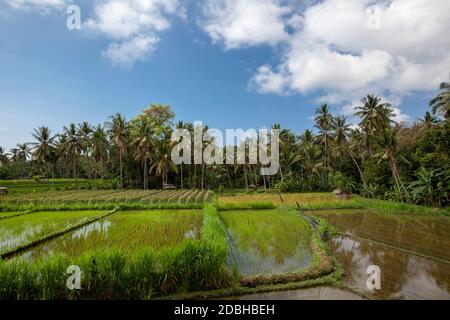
(0, 204, 231, 299)
(219, 192, 450, 216)
(0, 179, 100, 194)
(0, 189, 213, 206)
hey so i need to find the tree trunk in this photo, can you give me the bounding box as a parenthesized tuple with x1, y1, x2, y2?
(119, 151, 123, 190)
(201, 163, 205, 190)
(180, 165, 184, 188)
(226, 166, 233, 188)
(144, 158, 148, 190)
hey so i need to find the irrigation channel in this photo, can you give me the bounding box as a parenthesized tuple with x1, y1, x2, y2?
(310, 209, 450, 300)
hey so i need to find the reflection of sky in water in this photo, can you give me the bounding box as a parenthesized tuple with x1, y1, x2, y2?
(331, 235, 450, 300)
(72, 220, 112, 239)
(0, 225, 43, 252)
(226, 230, 312, 276)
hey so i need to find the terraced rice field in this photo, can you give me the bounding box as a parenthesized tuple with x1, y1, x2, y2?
(312, 209, 450, 300)
(0, 211, 110, 255)
(0, 189, 213, 205)
(219, 192, 351, 207)
(21, 210, 203, 260)
(220, 209, 313, 276)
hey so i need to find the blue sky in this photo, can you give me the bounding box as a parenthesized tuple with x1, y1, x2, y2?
(1, 0, 448, 150)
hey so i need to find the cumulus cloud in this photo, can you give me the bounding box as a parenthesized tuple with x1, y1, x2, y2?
(200, 0, 292, 49)
(85, 0, 183, 67)
(205, 0, 450, 120)
(6, 0, 68, 12)
(103, 35, 160, 69)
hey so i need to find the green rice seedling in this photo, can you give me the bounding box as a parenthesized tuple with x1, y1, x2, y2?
(219, 209, 313, 276)
(21, 210, 204, 260)
(0, 210, 109, 255)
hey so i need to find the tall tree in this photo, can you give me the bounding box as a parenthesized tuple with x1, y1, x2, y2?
(315, 104, 333, 187)
(30, 126, 56, 189)
(355, 95, 396, 153)
(91, 125, 109, 180)
(106, 113, 129, 190)
(131, 120, 154, 190)
(60, 123, 83, 189)
(374, 129, 410, 200)
(429, 76, 450, 120)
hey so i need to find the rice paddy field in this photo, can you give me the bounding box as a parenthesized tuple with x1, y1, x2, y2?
(220, 209, 313, 276)
(218, 192, 354, 208)
(0, 210, 110, 256)
(311, 209, 450, 300)
(0, 190, 448, 300)
(21, 210, 203, 260)
(0, 189, 213, 206)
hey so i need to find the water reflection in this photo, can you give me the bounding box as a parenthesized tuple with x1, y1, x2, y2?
(312, 210, 450, 300)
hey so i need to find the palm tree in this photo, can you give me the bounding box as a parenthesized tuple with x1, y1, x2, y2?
(0, 147, 9, 166)
(60, 123, 83, 189)
(374, 129, 410, 200)
(355, 95, 396, 153)
(14, 143, 31, 162)
(332, 116, 352, 155)
(132, 121, 154, 190)
(30, 126, 57, 189)
(315, 104, 333, 187)
(429, 76, 450, 120)
(90, 125, 109, 180)
(151, 128, 178, 188)
(348, 129, 369, 191)
(418, 112, 439, 129)
(176, 121, 185, 188)
(106, 113, 128, 190)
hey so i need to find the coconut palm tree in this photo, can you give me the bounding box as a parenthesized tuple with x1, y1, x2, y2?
(106, 113, 129, 190)
(132, 121, 154, 190)
(374, 129, 410, 200)
(355, 95, 396, 153)
(151, 128, 178, 188)
(90, 125, 109, 180)
(0, 147, 9, 166)
(30, 126, 57, 189)
(315, 104, 333, 187)
(331, 116, 352, 155)
(429, 76, 450, 120)
(13, 143, 31, 162)
(60, 123, 83, 189)
(418, 112, 440, 129)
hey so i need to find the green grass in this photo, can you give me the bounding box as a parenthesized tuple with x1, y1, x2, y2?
(0, 210, 110, 256)
(0, 178, 96, 194)
(0, 205, 232, 299)
(23, 210, 204, 260)
(0, 189, 214, 206)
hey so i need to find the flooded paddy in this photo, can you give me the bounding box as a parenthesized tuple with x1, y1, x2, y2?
(220, 209, 312, 276)
(0, 211, 108, 255)
(311, 209, 450, 300)
(21, 210, 203, 260)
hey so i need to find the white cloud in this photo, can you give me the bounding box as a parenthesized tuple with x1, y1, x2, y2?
(6, 0, 68, 12)
(222, 0, 450, 120)
(200, 0, 292, 49)
(85, 0, 183, 67)
(103, 35, 160, 68)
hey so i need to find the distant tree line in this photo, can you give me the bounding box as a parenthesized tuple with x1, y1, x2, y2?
(0, 77, 449, 207)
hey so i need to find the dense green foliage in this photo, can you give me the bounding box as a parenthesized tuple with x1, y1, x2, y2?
(0, 205, 232, 299)
(1, 88, 449, 208)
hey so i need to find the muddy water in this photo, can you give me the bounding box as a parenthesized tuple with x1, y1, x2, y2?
(311, 210, 450, 300)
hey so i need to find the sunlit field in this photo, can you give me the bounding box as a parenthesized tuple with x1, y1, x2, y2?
(220, 209, 313, 276)
(21, 210, 204, 260)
